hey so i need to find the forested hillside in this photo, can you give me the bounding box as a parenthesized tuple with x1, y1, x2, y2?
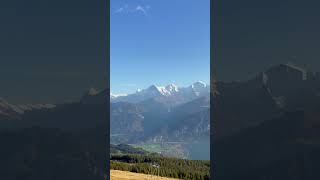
(110, 144, 210, 180)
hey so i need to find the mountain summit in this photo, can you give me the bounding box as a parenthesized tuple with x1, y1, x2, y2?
(110, 82, 210, 104)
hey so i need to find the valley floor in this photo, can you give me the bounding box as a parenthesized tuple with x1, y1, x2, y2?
(110, 170, 180, 180)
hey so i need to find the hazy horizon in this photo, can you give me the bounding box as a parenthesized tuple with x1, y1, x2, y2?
(111, 80, 210, 95)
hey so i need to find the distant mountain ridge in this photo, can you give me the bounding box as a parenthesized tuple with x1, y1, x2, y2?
(110, 81, 210, 105)
(109, 82, 210, 146)
(0, 94, 108, 179)
(0, 97, 56, 119)
(3, 63, 318, 142)
(213, 63, 320, 179)
(3, 63, 320, 161)
(213, 63, 320, 138)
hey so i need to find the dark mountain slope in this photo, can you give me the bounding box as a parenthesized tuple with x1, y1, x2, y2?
(0, 127, 105, 180)
(0, 90, 109, 180)
(214, 110, 320, 180)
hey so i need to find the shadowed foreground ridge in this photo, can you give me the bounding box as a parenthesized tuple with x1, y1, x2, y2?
(0, 90, 109, 180)
(0, 128, 104, 180)
(213, 64, 320, 180)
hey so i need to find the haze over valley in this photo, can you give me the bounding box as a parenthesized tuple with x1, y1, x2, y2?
(110, 82, 210, 160)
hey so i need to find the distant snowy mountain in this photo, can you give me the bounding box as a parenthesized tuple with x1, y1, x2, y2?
(110, 81, 210, 105)
(179, 81, 209, 100)
(0, 98, 21, 118)
(0, 97, 56, 118)
(110, 93, 127, 100)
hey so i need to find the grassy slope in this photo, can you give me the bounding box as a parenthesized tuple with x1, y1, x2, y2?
(111, 170, 179, 180)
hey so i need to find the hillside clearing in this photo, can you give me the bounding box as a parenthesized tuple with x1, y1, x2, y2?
(111, 170, 179, 180)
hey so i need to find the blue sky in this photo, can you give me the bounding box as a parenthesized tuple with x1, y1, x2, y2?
(111, 0, 210, 94)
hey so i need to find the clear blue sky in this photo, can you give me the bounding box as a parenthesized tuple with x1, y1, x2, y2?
(111, 0, 210, 94)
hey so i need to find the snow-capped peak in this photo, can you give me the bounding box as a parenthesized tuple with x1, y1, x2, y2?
(145, 85, 168, 96)
(110, 81, 209, 103)
(144, 84, 179, 96)
(191, 81, 207, 89)
(110, 93, 127, 98)
(147, 85, 160, 91)
(165, 84, 179, 93)
(87, 88, 99, 96)
(0, 97, 56, 117)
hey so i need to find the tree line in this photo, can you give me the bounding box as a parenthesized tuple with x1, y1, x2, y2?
(110, 154, 210, 180)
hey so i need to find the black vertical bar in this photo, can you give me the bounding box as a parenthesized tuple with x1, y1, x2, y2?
(106, 0, 110, 179)
(210, 0, 215, 179)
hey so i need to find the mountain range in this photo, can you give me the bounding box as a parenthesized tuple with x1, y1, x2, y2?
(0, 95, 107, 179)
(0, 98, 55, 119)
(111, 81, 209, 105)
(3, 62, 320, 168)
(213, 63, 320, 179)
(0, 81, 211, 160)
(109, 82, 210, 146)
(0, 81, 211, 145)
